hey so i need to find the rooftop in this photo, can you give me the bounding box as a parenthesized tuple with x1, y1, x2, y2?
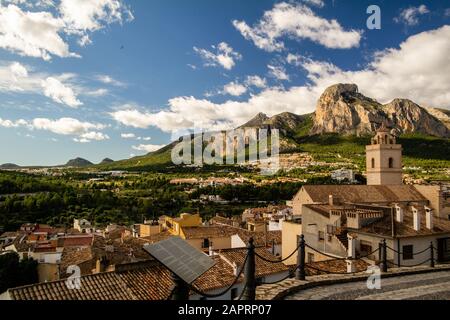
(300, 185, 428, 204)
(358, 207, 450, 238)
(181, 226, 237, 239)
(5, 248, 288, 300)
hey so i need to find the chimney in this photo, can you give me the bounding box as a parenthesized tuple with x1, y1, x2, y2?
(346, 259, 356, 273)
(395, 204, 404, 223)
(329, 195, 334, 206)
(232, 262, 240, 276)
(412, 206, 420, 232)
(95, 259, 103, 273)
(209, 244, 214, 256)
(425, 206, 433, 230)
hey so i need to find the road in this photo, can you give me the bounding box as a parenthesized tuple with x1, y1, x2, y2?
(285, 271, 450, 300)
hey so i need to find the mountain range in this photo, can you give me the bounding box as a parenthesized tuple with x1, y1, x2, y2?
(2, 84, 449, 170)
(99, 83, 450, 170)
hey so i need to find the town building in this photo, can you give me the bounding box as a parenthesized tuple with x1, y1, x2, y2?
(331, 168, 356, 183)
(73, 219, 93, 234)
(285, 126, 450, 265)
(1, 247, 289, 301)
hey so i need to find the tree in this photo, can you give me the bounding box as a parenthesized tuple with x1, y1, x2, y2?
(0, 252, 19, 294)
(0, 252, 38, 294)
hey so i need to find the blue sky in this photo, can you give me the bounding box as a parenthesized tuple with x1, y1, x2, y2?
(1, 0, 450, 166)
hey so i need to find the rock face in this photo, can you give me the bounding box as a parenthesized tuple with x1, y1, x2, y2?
(425, 107, 450, 130)
(312, 84, 450, 137)
(241, 112, 307, 136)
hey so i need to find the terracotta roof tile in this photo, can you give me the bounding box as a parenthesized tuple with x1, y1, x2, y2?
(182, 226, 237, 239)
(218, 247, 289, 278)
(302, 185, 427, 204)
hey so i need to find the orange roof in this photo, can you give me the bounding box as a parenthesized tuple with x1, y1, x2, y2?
(301, 185, 427, 204)
(58, 235, 93, 247)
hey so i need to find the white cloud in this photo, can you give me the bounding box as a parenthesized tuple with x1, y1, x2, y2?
(194, 42, 242, 70)
(0, 4, 77, 60)
(42, 77, 82, 108)
(245, 75, 267, 88)
(10, 61, 28, 78)
(95, 74, 126, 87)
(31, 117, 105, 136)
(132, 144, 165, 153)
(85, 88, 108, 97)
(110, 26, 450, 134)
(395, 5, 429, 26)
(0, 1, 132, 60)
(0, 117, 26, 128)
(0, 115, 108, 142)
(268, 65, 289, 81)
(223, 81, 247, 96)
(233, 2, 361, 51)
(78, 131, 109, 141)
(0, 61, 88, 107)
(110, 108, 155, 129)
(59, 0, 133, 32)
(286, 53, 302, 66)
(73, 137, 90, 143)
(301, 0, 325, 8)
(121, 133, 135, 139)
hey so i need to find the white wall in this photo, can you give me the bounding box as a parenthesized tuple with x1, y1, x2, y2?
(231, 235, 246, 249)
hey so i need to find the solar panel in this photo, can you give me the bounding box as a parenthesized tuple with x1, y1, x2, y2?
(143, 237, 215, 284)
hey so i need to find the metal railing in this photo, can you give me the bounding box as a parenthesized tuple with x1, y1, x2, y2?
(171, 237, 438, 301)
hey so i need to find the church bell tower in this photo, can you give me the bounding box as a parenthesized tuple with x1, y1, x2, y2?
(366, 124, 403, 185)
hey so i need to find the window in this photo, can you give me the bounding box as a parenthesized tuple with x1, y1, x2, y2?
(389, 158, 394, 168)
(202, 238, 210, 249)
(318, 231, 325, 241)
(231, 288, 239, 300)
(403, 245, 414, 260)
(308, 253, 315, 263)
(371, 158, 375, 169)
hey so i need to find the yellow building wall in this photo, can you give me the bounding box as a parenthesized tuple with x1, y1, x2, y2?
(281, 220, 302, 265)
(37, 263, 59, 283)
(139, 224, 160, 238)
(165, 213, 202, 235)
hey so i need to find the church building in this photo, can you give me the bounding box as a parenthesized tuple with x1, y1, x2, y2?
(285, 126, 450, 266)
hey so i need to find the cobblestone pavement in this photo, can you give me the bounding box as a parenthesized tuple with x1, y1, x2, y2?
(285, 271, 450, 300)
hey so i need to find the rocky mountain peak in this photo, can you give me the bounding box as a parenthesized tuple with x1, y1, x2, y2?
(312, 83, 450, 137)
(320, 83, 359, 101)
(240, 112, 270, 128)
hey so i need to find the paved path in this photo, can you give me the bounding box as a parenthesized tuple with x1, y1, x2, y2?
(285, 271, 450, 300)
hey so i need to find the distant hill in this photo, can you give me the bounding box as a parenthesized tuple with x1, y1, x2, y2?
(66, 158, 93, 167)
(100, 158, 114, 164)
(0, 163, 20, 169)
